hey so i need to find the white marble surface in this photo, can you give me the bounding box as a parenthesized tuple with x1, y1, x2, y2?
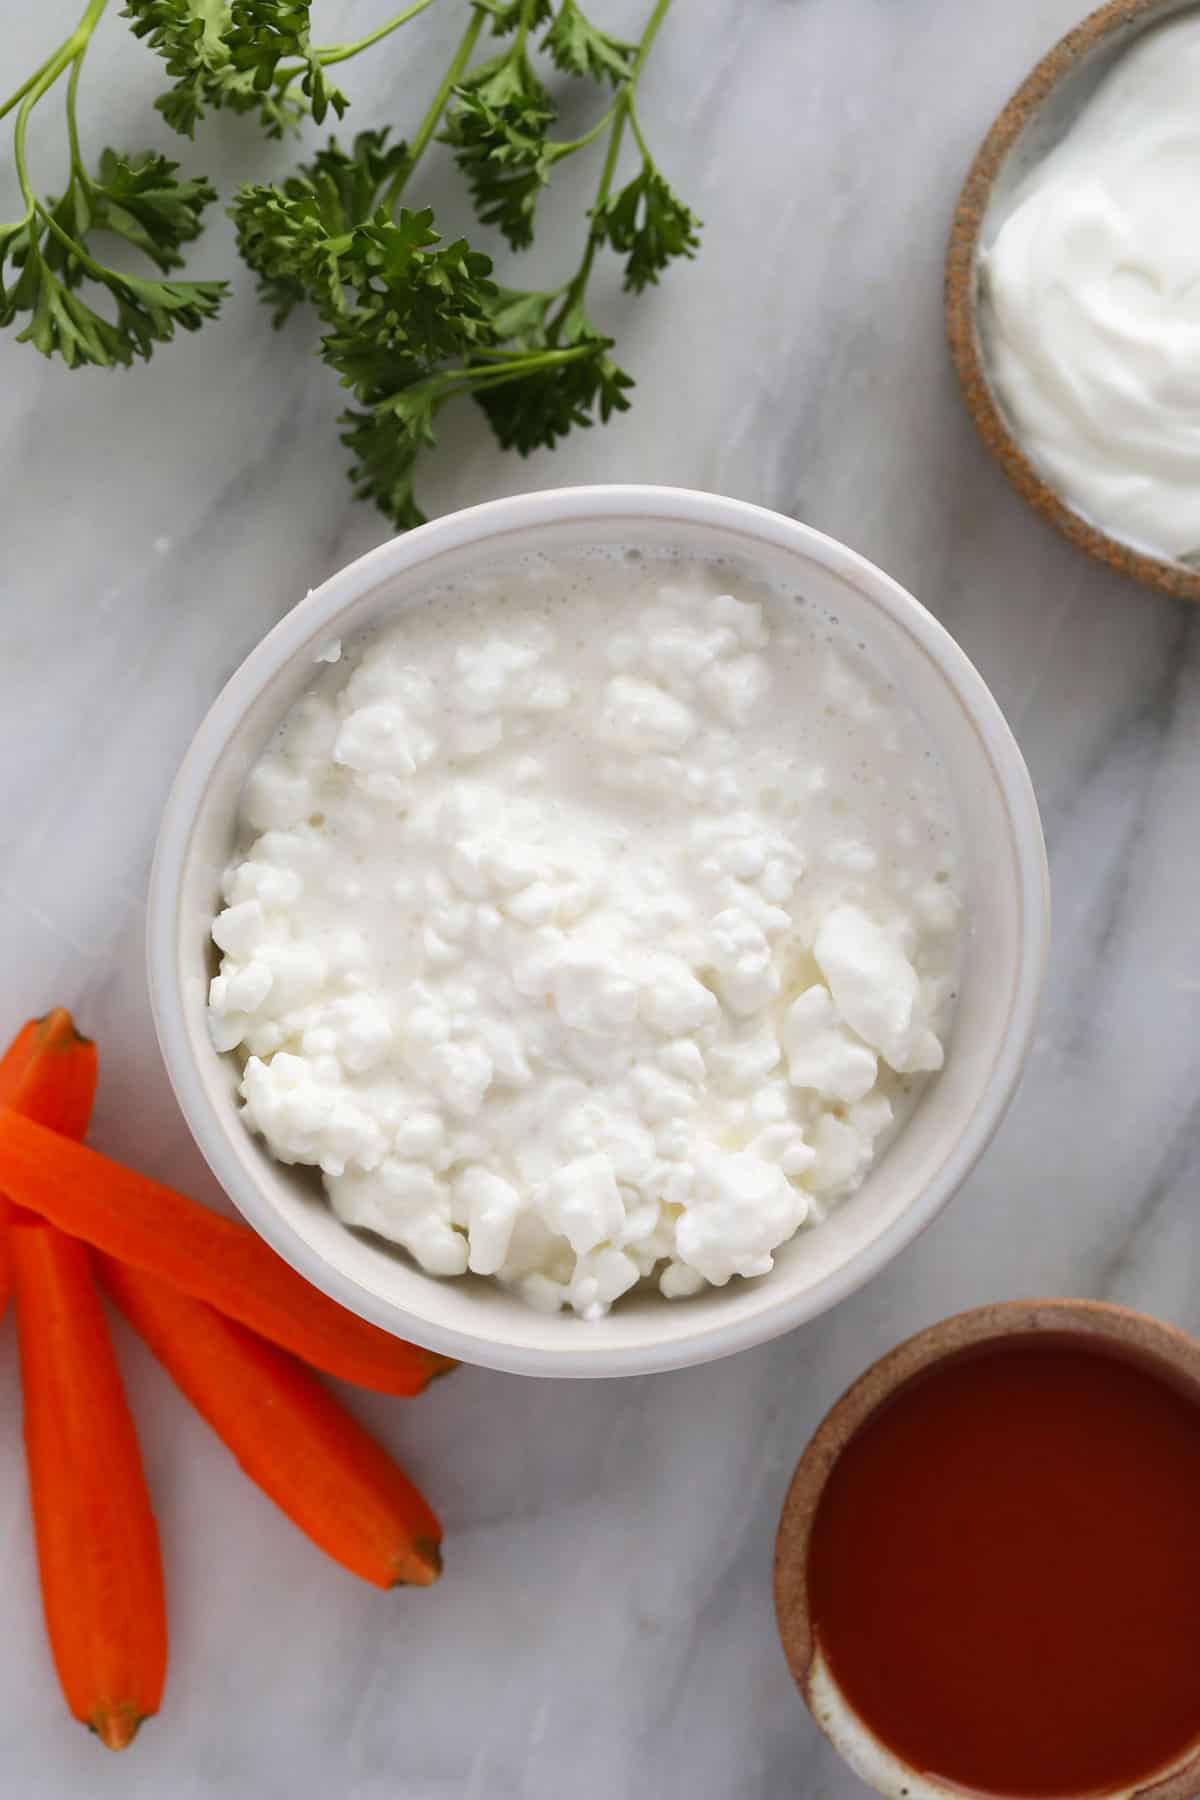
(3, 0, 1198, 1793)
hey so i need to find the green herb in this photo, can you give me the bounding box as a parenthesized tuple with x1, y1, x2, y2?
(235, 0, 697, 527)
(543, 0, 634, 86)
(0, 0, 224, 368)
(4, 0, 699, 528)
(123, 0, 438, 138)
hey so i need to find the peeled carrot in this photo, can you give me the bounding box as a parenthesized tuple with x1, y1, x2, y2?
(0, 1009, 97, 1137)
(12, 1221, 167, 1749)
(0, 1010, 163, 1748)
(0, 1011, 98, 1320)
(0, 1111, 453, 1396)
(100, 1257, 443, 1588)
(0, 1017, 37, 1096)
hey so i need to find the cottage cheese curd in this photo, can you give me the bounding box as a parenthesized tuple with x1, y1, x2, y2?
(209, 553, 962, 1318)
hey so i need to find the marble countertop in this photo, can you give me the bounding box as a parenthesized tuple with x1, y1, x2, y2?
(4, 1, 1197, 1793)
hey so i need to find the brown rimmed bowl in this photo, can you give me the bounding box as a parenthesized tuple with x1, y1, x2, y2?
(945, 0, 1200, 604)
(774, 1297, 1200, 1800)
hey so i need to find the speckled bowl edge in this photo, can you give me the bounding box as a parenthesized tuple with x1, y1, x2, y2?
(775, 1297, 1200, 1800)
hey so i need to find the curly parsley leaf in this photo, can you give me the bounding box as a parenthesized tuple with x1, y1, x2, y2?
(593, 160, 700, 292)
(317, 211, 499, 388)
(0, 142, 224, 369)
(442, 42, 556, 249)
(340, 402, 428, 531)
(234, 132, 497, 364)
(124, 0, 348, 139)
(87, 149, 218, 272)
(441, 86, 553, 250)
(232, 129, 411, 322)
(472, 0, 554, 36)
(230, 133, 501, 527)
(0, 223, 224, 368)
(474, 304, 633, 453)
(542, 0, 634, 87)
(341, 315, 631, 530)
(487, 284, 556, 345)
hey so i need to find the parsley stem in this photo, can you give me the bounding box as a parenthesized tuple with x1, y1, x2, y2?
(513, 0, 540, 57)
(65, 52, 88, 189)
(8, 0, 108, 209)
(629, 0, 674, 85)
(0, 51, 59, 125)
(383, 8, 485, 210)
(439, 343, 597, 394)
(317, 0, 439, 69)
(550, 0, 674, 333)
(551, 105, 626, 330)
(626, 94, 652, 166)
(549, 102, 619, 163)
(35, 198, 107, 278)
(11, 0, 107, 216)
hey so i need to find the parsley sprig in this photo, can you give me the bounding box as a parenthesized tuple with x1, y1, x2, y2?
(0, 0, 225, 369)
(233, 0, 699, 527)
(123, 0, 438, 139)
(3, 0, 700, 528)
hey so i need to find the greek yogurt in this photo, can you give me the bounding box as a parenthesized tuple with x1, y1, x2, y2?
(983, 15, 1200, 562)
(209, 553, 962, 1318)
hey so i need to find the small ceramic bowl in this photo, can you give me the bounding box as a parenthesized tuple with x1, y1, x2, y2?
(774, 1297, 1200, 1800)
(147, 486, 1048, 1379)
(945, 0, 1200, 603)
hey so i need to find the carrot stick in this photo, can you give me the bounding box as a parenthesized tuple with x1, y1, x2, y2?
(0, 1018, 38, 1094)
(12, 1220, 167, 1749)
(0, 1110, 453, 1397)
(100, 1257, 443, 1588)
(0, 1010, 97, 1138)
(0, 1012, 97, 1322)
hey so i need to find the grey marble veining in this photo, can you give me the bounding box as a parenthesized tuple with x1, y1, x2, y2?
(3, 1, 1198, 1794)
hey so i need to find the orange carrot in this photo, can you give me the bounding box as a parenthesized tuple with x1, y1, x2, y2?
(100, 1257, 443, 1588)
(12, 1220, 167, 1749)
(0, 1009, 97, 1137)
(0, 1009, 97, 1321)
(0, 1017, 37, 1095)
(0, 1111, 453, 1396)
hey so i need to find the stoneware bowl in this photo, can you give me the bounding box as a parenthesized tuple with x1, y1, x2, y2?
(945, 0, 1200, 603)
(147, 485, 1049, 1379)
(774, 1298, 1200, 1800)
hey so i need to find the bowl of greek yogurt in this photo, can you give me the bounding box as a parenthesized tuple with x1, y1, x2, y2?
(148, 486, 1047, 1377)
(947, 0, 1200, 601)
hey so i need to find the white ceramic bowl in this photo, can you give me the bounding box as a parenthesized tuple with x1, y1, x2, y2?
(148, 485, 1049, 1379)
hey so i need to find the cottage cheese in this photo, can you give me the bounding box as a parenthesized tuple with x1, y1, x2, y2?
(209, 553, 962, 1318)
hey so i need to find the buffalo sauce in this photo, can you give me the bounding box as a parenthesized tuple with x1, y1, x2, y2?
(805, 1338, 1200, 1797)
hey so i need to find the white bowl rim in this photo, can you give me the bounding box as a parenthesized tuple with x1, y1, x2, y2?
(147, 484, 1049, 1378)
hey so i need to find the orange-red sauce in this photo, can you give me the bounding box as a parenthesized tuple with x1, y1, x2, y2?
(806, 1338, 1200, 1797)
